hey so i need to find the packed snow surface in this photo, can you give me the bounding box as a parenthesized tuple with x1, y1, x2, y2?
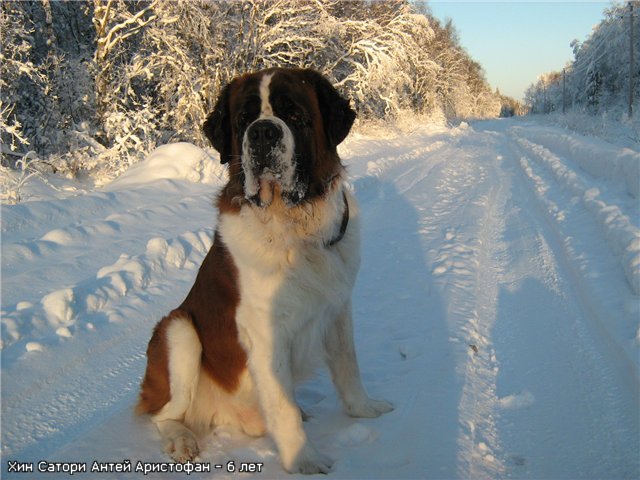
(2, 118, 639, 479)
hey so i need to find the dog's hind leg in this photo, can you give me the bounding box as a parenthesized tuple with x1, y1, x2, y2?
(149, 312, 202, 462)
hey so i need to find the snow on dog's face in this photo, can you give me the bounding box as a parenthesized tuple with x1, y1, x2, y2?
(240, 73, 299, 207)
(203, 68, 356, 208)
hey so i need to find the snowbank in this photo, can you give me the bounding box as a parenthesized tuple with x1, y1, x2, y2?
(103, 143, 224, 191)
(516, 126, 640, 198)
(513, 134, 640, 295)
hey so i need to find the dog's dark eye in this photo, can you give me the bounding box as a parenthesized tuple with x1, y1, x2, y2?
(287, 110, 301, 122)
(284, 109, 310, 128)
(235, 98, 260, 131)
(273, 96, 310, 128)
(237, 111, 253, 130)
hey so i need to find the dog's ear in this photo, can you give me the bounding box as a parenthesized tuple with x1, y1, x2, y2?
(305, 70, 356, 148)
(203, 84, 231, 164)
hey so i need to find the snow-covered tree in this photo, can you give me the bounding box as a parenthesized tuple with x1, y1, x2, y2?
(1, 1, 98, 175)
(0, 2, 43, 163)
(526, 2, 639, 116)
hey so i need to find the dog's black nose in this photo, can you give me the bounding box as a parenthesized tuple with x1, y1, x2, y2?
(247, 120, 282, 162)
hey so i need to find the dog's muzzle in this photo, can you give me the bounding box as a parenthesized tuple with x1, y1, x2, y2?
(246, 120, 283, 170)
(242, 117, 303, 207)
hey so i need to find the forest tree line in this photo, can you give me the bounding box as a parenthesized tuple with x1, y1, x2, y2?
(525, 2, 639, 117)
(1, 0, 516, 179)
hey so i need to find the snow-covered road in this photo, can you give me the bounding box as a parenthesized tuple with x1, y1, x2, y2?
(2, 119, 638, 479)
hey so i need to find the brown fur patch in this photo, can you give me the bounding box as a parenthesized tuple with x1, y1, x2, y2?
(178, 230, 247, 392)
(137, 310, 185, 415)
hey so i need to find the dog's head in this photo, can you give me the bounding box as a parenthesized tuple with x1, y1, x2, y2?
(203, 68, 355, 207)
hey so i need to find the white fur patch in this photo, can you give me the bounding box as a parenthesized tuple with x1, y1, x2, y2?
(222, 186, 360, 357)
(259, 73, 274, 116)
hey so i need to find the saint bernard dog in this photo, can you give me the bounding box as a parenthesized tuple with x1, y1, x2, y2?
(137, 67, 393, 474)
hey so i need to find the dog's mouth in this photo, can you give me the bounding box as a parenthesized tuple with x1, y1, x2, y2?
(252, 173, 279, 207)
(246, 171, 307, 208)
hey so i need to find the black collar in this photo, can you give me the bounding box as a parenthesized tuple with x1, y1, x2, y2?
(326, 191, 349, 248)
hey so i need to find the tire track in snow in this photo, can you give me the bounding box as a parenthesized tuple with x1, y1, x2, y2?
(453, 158, 507, 480)
(378, 122, 639, 478)
(511, 133, 639, 294)
(512, 136, 640, 365)
(360, 132, 509, 478)
(415, 136, 508, 479)
(491, 124, 640, 478)
(345, 137, 468, 478)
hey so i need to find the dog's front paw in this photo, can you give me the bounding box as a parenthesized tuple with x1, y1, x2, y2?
(284, 445, 333, 475)
(165, 434, 199, 463)
(347, 398, 394, 418)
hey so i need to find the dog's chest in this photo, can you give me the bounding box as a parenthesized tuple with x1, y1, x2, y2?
(219, 206, 358, 329)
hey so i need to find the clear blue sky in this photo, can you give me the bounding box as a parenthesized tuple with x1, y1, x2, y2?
(427, 1, 612, 101)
